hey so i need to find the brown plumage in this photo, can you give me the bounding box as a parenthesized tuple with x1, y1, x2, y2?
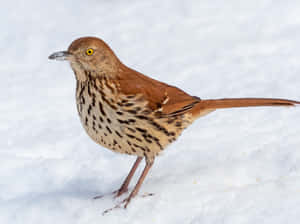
(49, 36, 300, 211)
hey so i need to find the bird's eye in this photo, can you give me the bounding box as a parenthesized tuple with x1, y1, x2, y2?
(86, 48, 94, 56)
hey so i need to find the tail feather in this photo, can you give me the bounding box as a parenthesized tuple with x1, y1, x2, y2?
(199, 98, 300, 109)
(191, 98, 300, 118)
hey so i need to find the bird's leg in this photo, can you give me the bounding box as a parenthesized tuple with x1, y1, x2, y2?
(102, 158, 154, 215)
(114, 156, 143, 198)
(94, 156, 142, 199)
(123, 158, 154, 208)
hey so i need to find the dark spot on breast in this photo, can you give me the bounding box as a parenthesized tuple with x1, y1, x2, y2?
(104, 98, 117, 110)
(125, 134, 142, 142)
(147, 134, 163, 150)
(135, 137, 142, 142)
(113, 139, 118, 145)
(124, 103, 134, 107)
(136, 127, 147, 133)
(99, 101, 106, 116)
(144, 138, 152, 144)
(115, 130, 123, 138)
(106, 126, 112, 134)
(175, 121, 182, 127)
(148, 119, 175, 137)
(142, 134, 152, 143)
(87, 105, 92, 115)
(135, 115, 148, 120)
(127, 127, 136, 133)
(78, 84, 85, 97)
(81, 96, 85, 104)
(87, 85, 92, 96)
(167, 118, 176, 124)
(170, 132, 175, 136)
(116, 111, 123, 115)
(128, 119, 136, 123)
(92, 80, 99, 91)
(92, 96, 96, 106)
(126, 134, 135, 139)
(107, 118, 111, 124)
(168, 137, 176, 143)
(133, 143, 146, 151)
(117, 119, 129, 125)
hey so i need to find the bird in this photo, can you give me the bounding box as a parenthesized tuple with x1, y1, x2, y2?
(49, 36, 300, 211)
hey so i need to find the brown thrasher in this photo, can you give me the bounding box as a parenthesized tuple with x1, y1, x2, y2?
(49, 37, 300, 210)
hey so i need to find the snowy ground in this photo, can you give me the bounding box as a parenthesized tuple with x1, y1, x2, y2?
(1, 0, 300, 223)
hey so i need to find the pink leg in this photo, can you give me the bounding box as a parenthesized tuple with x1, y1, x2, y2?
(102, 158, 154, 214)
(114, 156, 143, 197)
(94, 157, 142, 199)
(123, 159, 154, 208)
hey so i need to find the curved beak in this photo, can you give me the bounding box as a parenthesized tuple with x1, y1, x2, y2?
(48, 51, 72, 61)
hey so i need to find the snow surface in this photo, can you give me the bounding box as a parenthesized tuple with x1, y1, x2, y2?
(1, 0, 300, 223)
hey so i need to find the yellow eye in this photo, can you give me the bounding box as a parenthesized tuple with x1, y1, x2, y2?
(86, 48, 94, 56)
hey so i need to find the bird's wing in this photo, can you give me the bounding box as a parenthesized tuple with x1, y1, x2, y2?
(117, 65, 200, 116)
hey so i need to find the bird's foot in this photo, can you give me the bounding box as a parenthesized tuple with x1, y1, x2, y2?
(93, 187, 129, 200)
(102, 197, 131, 215)
(102, 192, 154, 215)
(113, 187, 129, 198)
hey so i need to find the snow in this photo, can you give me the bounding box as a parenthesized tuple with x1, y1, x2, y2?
(1, 0, 300, 223)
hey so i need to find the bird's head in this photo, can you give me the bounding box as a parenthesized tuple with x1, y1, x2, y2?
(49, 37, 121, 81)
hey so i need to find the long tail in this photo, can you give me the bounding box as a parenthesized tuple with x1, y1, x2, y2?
(191, 98, 300, 118)
(199, 98, 299, 109)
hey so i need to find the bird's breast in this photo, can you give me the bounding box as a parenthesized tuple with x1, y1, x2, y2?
(75, 79, 192, 159)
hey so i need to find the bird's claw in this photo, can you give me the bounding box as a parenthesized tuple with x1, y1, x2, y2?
(102, 192, 154, 215)
(102, 197, 130, 215)
(93, 187, 129, 200)
(113, 188, 129, 198)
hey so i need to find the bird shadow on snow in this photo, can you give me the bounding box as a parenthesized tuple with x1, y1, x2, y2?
(13, 178, 106, 204)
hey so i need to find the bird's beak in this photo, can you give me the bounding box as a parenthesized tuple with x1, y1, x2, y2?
(48, 51, 72, 61)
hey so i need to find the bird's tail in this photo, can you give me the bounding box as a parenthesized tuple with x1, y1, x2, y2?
(191, 98, 300, 118)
